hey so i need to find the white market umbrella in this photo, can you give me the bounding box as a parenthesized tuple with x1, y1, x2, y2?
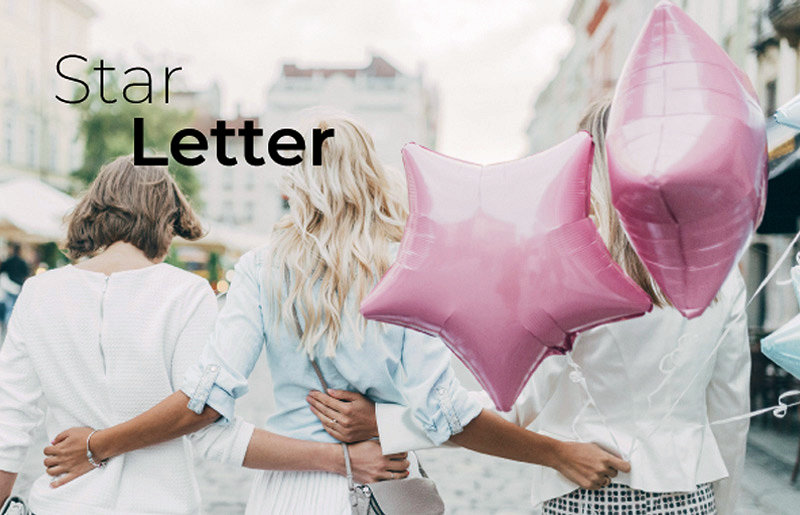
(0, 178, 75, 243)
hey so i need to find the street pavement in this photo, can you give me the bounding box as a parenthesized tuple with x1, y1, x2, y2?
(12, 354, 800, 513)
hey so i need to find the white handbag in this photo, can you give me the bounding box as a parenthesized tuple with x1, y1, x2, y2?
(0, 496, 31, 515)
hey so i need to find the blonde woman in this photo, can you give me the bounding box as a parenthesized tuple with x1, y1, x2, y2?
(45, 114, 628, 514)
(0, 157, 404, 514)
(307, 101, 751, 514)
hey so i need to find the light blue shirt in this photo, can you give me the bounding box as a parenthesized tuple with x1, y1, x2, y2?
(181, 247, 482, 445)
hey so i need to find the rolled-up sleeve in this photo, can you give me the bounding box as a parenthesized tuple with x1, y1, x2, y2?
(180, 251, 267, 423)
(171, 280, 256, 465)
(394, 329, 483, 446)
(0, 285, 44, 472)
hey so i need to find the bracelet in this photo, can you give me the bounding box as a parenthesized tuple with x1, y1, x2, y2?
(86, 430, 108, 469)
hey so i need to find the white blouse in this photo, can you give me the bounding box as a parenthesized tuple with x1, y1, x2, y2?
(376, 271, 750, 514)
(0, 264, 254, 515)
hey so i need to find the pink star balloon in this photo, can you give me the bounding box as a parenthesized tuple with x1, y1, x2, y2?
(606, 0, 768, 319)
(361, 133, 653, 410)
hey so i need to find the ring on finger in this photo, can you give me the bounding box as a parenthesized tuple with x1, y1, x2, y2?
(329, 417, 337, 425)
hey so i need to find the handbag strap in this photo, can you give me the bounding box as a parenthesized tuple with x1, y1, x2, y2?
(291, 302, 329, 392)
(341, 442, 356, 491)
(294, 303, 359, 495)
(310, 358, 329, 392)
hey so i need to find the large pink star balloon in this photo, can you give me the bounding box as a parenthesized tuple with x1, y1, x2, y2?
(361, 133, 653, 410)
(606, 0, 767, 319)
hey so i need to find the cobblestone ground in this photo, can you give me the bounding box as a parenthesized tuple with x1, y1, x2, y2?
(12, 355, 800, 514)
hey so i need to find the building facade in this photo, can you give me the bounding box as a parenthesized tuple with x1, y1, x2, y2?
(527, 0, 800, 331)
(193, 113, 281, 231)
(527, 0, 761, 153)
(198, 54, 439, 234)
(0, 0, 94, 188)
(265, 54, 437, 171)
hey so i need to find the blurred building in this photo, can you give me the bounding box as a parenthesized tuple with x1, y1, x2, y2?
(526, 0, 758, 153)
(193, 113, 282, 231)
(265, 54, 438, 171)
(0, 0, 94, 188)
(525, 0, 799, 329)
(196, 54, 438, 234)
(194, 53, 439, 234)
(527, 0, 800, 433)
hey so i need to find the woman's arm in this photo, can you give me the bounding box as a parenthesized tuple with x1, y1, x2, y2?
(308, 331, 627, 488)
(0, 471, 17, 506)
(450, 409, 628, 489)
(308, 356, 568, 448)
(0, 286, 43, 494)
(44, 391, 410, 486)
(170, 282, 255, 466)
(307, 389, 629, 489)
(242, 431, 409, 484)
(44, 391, 221, 486)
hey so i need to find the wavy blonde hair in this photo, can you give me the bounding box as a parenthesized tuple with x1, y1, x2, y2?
(579, 98, 670, 307)
(268, 112, 408, 356)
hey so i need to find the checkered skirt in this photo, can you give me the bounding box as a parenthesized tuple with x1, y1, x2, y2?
(541, 482, 716, 514)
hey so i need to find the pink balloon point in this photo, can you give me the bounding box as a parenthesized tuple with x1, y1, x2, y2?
(361, 133, 653, 410)
(606, 0, 767, 318)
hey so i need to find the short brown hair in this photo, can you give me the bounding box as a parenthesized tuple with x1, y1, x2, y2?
(66, 156, 204, 260)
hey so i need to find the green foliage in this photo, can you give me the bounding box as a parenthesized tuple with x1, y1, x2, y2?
(207, 251, 221, 284)
(71, 59, 200, 202)
(38, 242, 67, 269)
(163, 246, 185, 268)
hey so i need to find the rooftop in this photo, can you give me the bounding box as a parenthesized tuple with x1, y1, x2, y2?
(281, 55, 401, 79)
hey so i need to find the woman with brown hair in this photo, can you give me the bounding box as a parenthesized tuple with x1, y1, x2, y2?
(0, 156, 404, 514)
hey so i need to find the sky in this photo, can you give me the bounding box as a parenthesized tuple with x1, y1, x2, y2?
(87, 0, 574, 164)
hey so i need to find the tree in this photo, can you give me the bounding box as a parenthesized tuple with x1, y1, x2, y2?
(71, 59, 199, 202)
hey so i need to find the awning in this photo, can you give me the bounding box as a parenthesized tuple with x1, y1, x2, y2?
(0, 177, 268, 255)
(0, 178, 75, 243)
(174, 221, 269, 257)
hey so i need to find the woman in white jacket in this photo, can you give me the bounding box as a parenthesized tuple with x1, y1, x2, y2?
(0, 156, 408, 514)
(306, 100, 751, 514)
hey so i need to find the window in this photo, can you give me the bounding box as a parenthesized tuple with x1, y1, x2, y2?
(26, 69, 35, 96)
(27, 123, 36, 167)
(4, 119, 13, 163)
(245, 201, 255, 224)
(766, 80, 777, 116)
(222, 200, 234, 223)
(4, 57, 15, 92)
(48, 134, 57, 171)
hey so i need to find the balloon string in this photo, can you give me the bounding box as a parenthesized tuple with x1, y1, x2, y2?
(643, 333, 699, 425)
(565, 353, 628, 460)
(627, 229, 800, 458)
(710, 389, 800, 426)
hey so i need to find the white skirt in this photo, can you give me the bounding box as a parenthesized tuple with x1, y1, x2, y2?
(245, 470, 351, 515)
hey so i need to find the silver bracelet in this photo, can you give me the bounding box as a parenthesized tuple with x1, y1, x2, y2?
(86, 429, 108, 469)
